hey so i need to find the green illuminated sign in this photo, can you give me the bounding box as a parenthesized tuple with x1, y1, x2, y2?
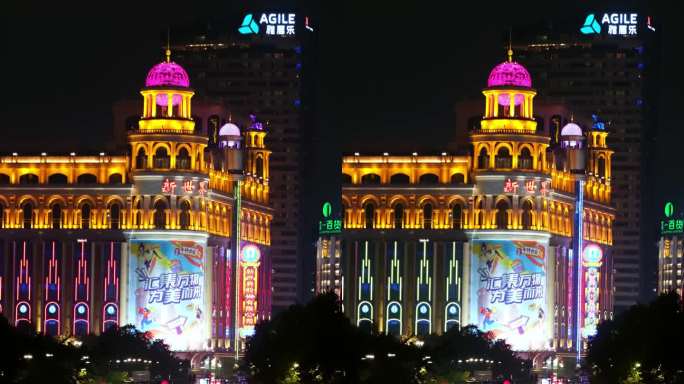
(319, 201, 341, 234)
(661, 202, 683, 234)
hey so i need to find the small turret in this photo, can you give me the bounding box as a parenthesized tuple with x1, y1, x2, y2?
(560, 121, 586, 174)
(219, 122, 244, 175)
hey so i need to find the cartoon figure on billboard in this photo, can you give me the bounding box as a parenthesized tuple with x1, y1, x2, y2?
(130, 240, 208, 351)
(471, 240, 550, 351)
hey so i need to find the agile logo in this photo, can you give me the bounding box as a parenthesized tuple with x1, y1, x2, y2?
(238, 14, 260, 35)
(580, 14, 601, 34)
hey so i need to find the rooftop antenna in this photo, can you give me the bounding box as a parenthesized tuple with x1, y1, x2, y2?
(165, 27, 171, 63)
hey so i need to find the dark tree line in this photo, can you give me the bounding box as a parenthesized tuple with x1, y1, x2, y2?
(586, 292, 684, 384)
(243, 292, 530, 383)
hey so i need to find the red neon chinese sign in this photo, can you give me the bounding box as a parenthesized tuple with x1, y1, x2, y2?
(161, 178, 208, 196)
(503, 178, 551, 196)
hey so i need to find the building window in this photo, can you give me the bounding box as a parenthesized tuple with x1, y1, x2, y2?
(522, 200, 533, 230)
(51, 204, 62, 229)
(48, 174, 68, 184)
(0, 202, 4, 228)
(495, 147, 512, 168)
(452, 204, 463, 229)
(423, 204, 433, 229)
(77, 174, 97, 184)
(108, 174, 123, 184)
(390, 173, 410, 184)
(154, 200, 167, 229)
(22, 202, 33, 229)
(394, 204, 404, 229)
(136, 148, 147, 169)
(496, 200, 508, 229)
(109, 203, 121, 229)
(180, 200, 191, 230)
(450, 173, 465, 184)
(519, 147, 533, 169)
(177, 148, 191, 170)
(0, 174, 10, 184)
(19, 174, 39, 185)
(153, 147, 170, 169)
(342, 173, 352, 184)
(419, 174, 439, 185)
(81, 203, 91, 229)
(477, 148, 489, 169)
(598, 157, 606, 179)
(361, 173, 381, 185)
(364, 203, 375, 229)
(255, 157, 264, 178)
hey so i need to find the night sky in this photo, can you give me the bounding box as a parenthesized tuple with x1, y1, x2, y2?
(1, 1, 681, 298)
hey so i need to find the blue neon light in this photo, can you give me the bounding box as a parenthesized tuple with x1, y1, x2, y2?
(238, 14, 260, 35)
(580, 14, 601, 34)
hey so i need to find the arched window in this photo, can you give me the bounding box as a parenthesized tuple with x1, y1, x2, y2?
(19, 174, 39, 184)
(393, 204, 404, 229)
(51, 203, 62, 229)
(452, 204, 463, 229)
(22, 202, 33, 228)
(361, 173, 381, 185)
(180, 200, 191, 230)
(136, 148, 147, 169)
(363, 202, 375, 229)
(109, 203, 121, 229)
(0, 202, 4, 228)
(495, 147, 512, 168)
(477, 148, 489, 169)
(342, 173, 352, 184)
(154, 199, 167, 229)
(423, 203, 433, 229)
(519, 147, 533, 169)
(177, 148, 191, 170)
(153, 147, 170, 169)
(476, 199, 484, 228)
(419, 174, 439, 185)
(134, 199, 143, 228)
(495, 200, 509, 229)
(81, 203, 91, 229)
(108, 174, 123, 184)
(255, 157, 264, 178)
(390, 173, 410, 184)
(597, 157, 606, 179)
(522, 200, 534, 230)
(48, 174, 68, 184)
(77, 174, 97, 184)
(450, 173, 465, 184)
(0, 174, 10, 184)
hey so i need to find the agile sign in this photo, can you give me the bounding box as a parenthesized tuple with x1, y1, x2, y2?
(581, 13, 638, 36)
(238, 13, 296, 37)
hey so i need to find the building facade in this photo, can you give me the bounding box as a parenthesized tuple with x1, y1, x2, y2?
(318, 51, 615, 362)
(512, 18, 658, 311)
(656, 201, 684, 297)
(0, 52, 272, 355)
(171, 21, 307, 311)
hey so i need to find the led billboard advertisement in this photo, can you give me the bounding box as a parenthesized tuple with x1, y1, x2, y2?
(129, 239, 209, 351)
(240, 244, 261, 338)
(581, 244, 603, 339)
(470, 239, 551, 351)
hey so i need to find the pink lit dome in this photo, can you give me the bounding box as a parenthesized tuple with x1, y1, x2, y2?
(145, 61, 190, 88)
(487, 61, 532, 88)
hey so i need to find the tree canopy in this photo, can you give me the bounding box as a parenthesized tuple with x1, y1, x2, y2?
(586, 292, 684, 384)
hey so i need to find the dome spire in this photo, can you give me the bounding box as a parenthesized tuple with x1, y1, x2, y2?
(507, 29, 513, 62)
(165, 27, 171, 63)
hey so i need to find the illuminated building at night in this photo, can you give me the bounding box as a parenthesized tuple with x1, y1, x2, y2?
(656, 201, 684, 297)
(319, 49, 615, 362)
(0, 50, 272, 356)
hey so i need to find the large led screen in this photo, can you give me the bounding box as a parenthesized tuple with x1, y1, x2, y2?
(129, 239, 209, 351)
(470, 240, 551, 351)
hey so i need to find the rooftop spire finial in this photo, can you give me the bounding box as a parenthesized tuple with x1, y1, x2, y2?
(165, 27, 171, 63)
(507, 28, 513, 62)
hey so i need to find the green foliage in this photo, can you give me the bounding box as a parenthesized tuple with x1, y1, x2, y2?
(244, 292, 528, 384)
(586, 292, 684, 384)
